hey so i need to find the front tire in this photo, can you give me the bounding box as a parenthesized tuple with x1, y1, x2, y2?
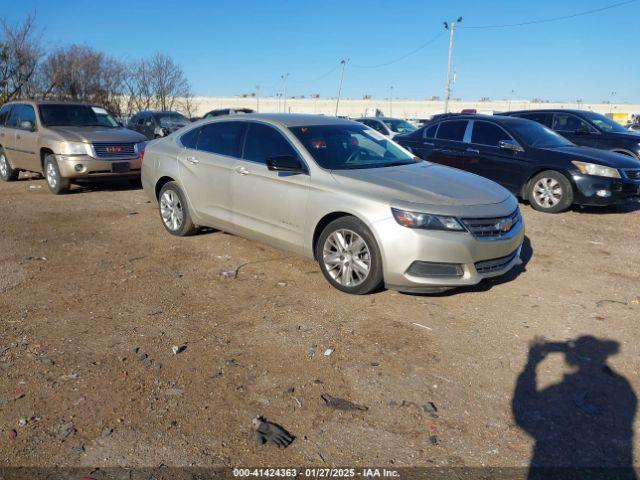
(0, 147, 20, 181)
(158, 181, 197, 236)
(44, 154, 70, 194)
(528, 170, 573, 213)
(316, 217, 384, 295)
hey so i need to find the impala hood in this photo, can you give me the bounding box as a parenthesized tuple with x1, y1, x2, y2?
(331, 162, 512, 208)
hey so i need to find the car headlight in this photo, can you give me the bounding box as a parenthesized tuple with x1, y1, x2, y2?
(59, 141, 91, 155)
(572, 161, 620, 179)
(391, 208, 465, 231)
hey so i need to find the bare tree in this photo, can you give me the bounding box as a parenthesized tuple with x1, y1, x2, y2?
(0, 13, 43, 103)
(147, 53, 190, 111)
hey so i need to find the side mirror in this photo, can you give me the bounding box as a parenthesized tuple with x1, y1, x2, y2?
(266, 155, 306, 174)
(19, 120, 35, 131)
(498, 139, 524, 153)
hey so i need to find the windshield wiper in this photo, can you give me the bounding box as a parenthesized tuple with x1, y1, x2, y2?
(380, 160, 417, 167)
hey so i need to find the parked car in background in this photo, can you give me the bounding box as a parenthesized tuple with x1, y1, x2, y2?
(394, 114, 640, 213)
(142, 114, 524, 294)
(127, 111, 190, 139)
(354, 117, 417, 138)
(502, 109, 640, 159)
(0, 101, 146, 194)
(203, 108, 254, 119)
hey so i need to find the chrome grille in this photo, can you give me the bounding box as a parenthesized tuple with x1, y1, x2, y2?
(461, 209, 520, 240)
(623, 169, 640, 180)
(475, 249, 519, 275)
(92, 142, 136, 158)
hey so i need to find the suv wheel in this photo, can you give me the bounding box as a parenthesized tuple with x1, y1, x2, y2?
(528, 170, 573, 213)
(158, 181, 197, 236)
(0, 147, 19, 181)
(316, 217, 384, 294)
(44, 154, 70, 194)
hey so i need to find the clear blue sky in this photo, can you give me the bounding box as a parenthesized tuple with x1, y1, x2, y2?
(5, 0, 640, 102)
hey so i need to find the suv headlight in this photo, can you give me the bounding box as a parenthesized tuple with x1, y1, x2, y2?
(572, 161, 621, 179)
(59, 141, 91, 156)
(391, 208, 465, 231)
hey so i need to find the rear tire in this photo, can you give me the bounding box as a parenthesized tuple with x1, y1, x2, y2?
(158, 181, 197, 236)
(44, 154, 70, 194)
(0, 147, 20, 181)
(316, 216, 384, 295)
(527, 170, 573, 213)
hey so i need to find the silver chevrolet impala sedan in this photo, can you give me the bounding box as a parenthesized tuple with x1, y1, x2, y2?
(141, 114, 524, 294)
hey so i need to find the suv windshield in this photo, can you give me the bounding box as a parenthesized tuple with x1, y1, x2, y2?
(580, 111, 628, 133)
(382, 119, 417, 134)
(510, 121, 574, 148)
(39, 105, 118, 128)
(290, 124, 417, 170)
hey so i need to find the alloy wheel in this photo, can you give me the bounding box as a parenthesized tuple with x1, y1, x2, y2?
(160, 190, 184, 231)
(46, 161, 58, 189)
(533, 177, 563, 208)
(0, 154, 7, 178)
(322, 229, 371, 287)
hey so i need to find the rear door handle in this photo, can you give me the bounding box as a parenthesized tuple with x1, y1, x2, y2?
(235, 166, 249, 175)
(186, 156, 199, 165)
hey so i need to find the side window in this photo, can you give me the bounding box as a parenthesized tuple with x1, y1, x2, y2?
(180, 127, 200, 149)
(0, 104, 12, 126)
(243, 123, 297, 164)
(424, 123, 438, 139)
(371, 121, 388, 134)
(519, 113, 553, 127)
(471, 121, 511, 147)
(552, 114, 593, 132)
(144, 116, 155, 126)
(137, 115, 147, 126)
(436, 120, 468, 142)
(197, 122, 244, 157)
(6, 104, 23, 128)
(20, 105, 36, 129)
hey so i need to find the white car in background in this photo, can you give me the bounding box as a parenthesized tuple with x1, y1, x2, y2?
(354, 117, 417, 138)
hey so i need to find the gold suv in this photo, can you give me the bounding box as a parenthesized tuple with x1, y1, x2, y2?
(0, 101, 147, 194)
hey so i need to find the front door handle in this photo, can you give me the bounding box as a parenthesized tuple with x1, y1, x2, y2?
(16, 135, 21, 140)
(186, 156, 199, 165)
(235, 166, 249, 175)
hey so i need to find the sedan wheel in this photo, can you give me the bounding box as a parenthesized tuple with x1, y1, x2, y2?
(157, 181, 197, 236)
(533, 177, 562, 209)
(323, 229, 371, 287)
(528, 170, 573, 213)
(160, 190, 184, 232)
(316, 217, 384, 294)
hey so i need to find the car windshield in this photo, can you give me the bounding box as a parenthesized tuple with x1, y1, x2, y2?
(382, 119, 417, 133)
(510, 121, 575, 148)
(290, 124, 418, 170)
(580, 111, 628, 133)
(159, 113, 188, 126)
(39, 105, 117, 127)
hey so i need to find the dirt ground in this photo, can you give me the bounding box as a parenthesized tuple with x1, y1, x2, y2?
(1, 175, 639, 474)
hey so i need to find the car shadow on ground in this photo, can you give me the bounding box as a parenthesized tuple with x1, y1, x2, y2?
(68, 178, 142, 194)
(403, 235, 533, 297)
(512, 336, 637, 480)
(571, 202, 640, 214)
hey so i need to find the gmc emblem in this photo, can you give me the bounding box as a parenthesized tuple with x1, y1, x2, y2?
(106, 146, 124, 153)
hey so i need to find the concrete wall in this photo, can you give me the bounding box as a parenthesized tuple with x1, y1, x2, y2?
(191, 96, 640, 120)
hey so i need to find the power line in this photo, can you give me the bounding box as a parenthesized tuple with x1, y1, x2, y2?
(290, 63, 341, 86)
(460, 0, 637, 29)
(351, 31, 445, 69)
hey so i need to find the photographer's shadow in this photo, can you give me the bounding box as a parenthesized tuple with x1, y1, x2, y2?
(512, 336, 637, 480)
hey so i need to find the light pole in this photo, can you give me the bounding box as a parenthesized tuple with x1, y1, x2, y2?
(256, 85, 260, 112)
(443, 17, 462, 113)
(281, 73, 289, 113)
(508, 89, 515, 111)
(389, 86, 394, 117)
(609, 91, 617, 114)
(335, 59, 349, 117)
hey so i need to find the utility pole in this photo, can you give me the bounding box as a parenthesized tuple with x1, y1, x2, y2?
(443, 17, 462, 113)
(609, 91, 617, 114)
(281, 73, 289, 113)
(256, 85, 260, 112)
(335, 59, 348, 117)
(389, 86, 394, 117)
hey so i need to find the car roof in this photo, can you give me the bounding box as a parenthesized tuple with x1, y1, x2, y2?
(426, 113, 528, 125)
(5, 100, 96, 107)
(506, 109, 588, 115)
(357, 117, 404, 121)
(211, 113, 358, 128)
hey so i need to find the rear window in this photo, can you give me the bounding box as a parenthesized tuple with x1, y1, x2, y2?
(436, 120, 468, 141)
(197, 122, 244, 157)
